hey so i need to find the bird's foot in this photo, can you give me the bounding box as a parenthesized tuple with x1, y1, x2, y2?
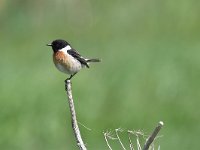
(65, 78, 71, 84)
(65, 75, 73, 83)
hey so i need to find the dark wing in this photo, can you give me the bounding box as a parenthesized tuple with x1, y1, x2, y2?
(67, 49, 89, 68)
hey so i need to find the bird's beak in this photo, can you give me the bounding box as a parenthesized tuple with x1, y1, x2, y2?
(46, 43, 52, 46)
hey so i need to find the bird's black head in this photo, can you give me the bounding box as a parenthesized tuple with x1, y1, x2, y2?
(47, 39, 70, 52)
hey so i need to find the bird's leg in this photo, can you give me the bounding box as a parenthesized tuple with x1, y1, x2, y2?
(65, 73, 77, 82)
(70, 72, 77, 79)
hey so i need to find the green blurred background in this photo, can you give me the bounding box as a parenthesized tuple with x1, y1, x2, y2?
(1, 0, 200, 149)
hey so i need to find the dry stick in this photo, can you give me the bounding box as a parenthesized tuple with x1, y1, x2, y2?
(65, 80, 87, 150)
(127, 131, 134, 150)
(115, 129, 126, 150)
(136, 135, 142, 150)
(103, 132, 113, 150)
(142, 121, 164, 150)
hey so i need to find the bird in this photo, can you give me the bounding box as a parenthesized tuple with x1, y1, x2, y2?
(47, 39, 100, 80)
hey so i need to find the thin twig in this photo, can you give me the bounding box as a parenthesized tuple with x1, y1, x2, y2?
(142, 121, 164, 150)
(128, 131, 134, 150)
(158, 145, 160, 150)
(65, 79, 87, 150)
(136, 135, 142, 150)
(103, 132, 113, 150)
(115, 128, 126, 150)
(78, 121, 92, 131)
(151, 143, 154, 150)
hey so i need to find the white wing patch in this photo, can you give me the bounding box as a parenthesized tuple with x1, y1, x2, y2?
(60, 45, 72, 55)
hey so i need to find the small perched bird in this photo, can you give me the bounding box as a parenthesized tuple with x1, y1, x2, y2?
(47, 39, 100, 80)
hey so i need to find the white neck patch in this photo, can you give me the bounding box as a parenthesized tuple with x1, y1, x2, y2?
(60, 45, 72, 54)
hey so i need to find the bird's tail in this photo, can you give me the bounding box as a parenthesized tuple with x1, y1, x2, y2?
(86, 58, 101, 62)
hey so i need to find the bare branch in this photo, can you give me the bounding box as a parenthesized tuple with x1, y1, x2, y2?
(142, 121, 164, 150)
(65, 80, 87, 150)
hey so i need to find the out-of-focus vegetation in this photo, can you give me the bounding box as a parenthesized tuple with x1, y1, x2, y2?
(0, 0, 200, 149)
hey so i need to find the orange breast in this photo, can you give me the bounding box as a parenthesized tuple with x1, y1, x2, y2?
(53, 51, 71, 73)
(53, 51, 82, 75)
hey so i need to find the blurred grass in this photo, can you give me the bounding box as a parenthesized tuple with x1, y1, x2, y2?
(1, 0, 200, 149)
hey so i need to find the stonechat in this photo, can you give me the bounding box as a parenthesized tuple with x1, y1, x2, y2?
(47, 39, 100, 80)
